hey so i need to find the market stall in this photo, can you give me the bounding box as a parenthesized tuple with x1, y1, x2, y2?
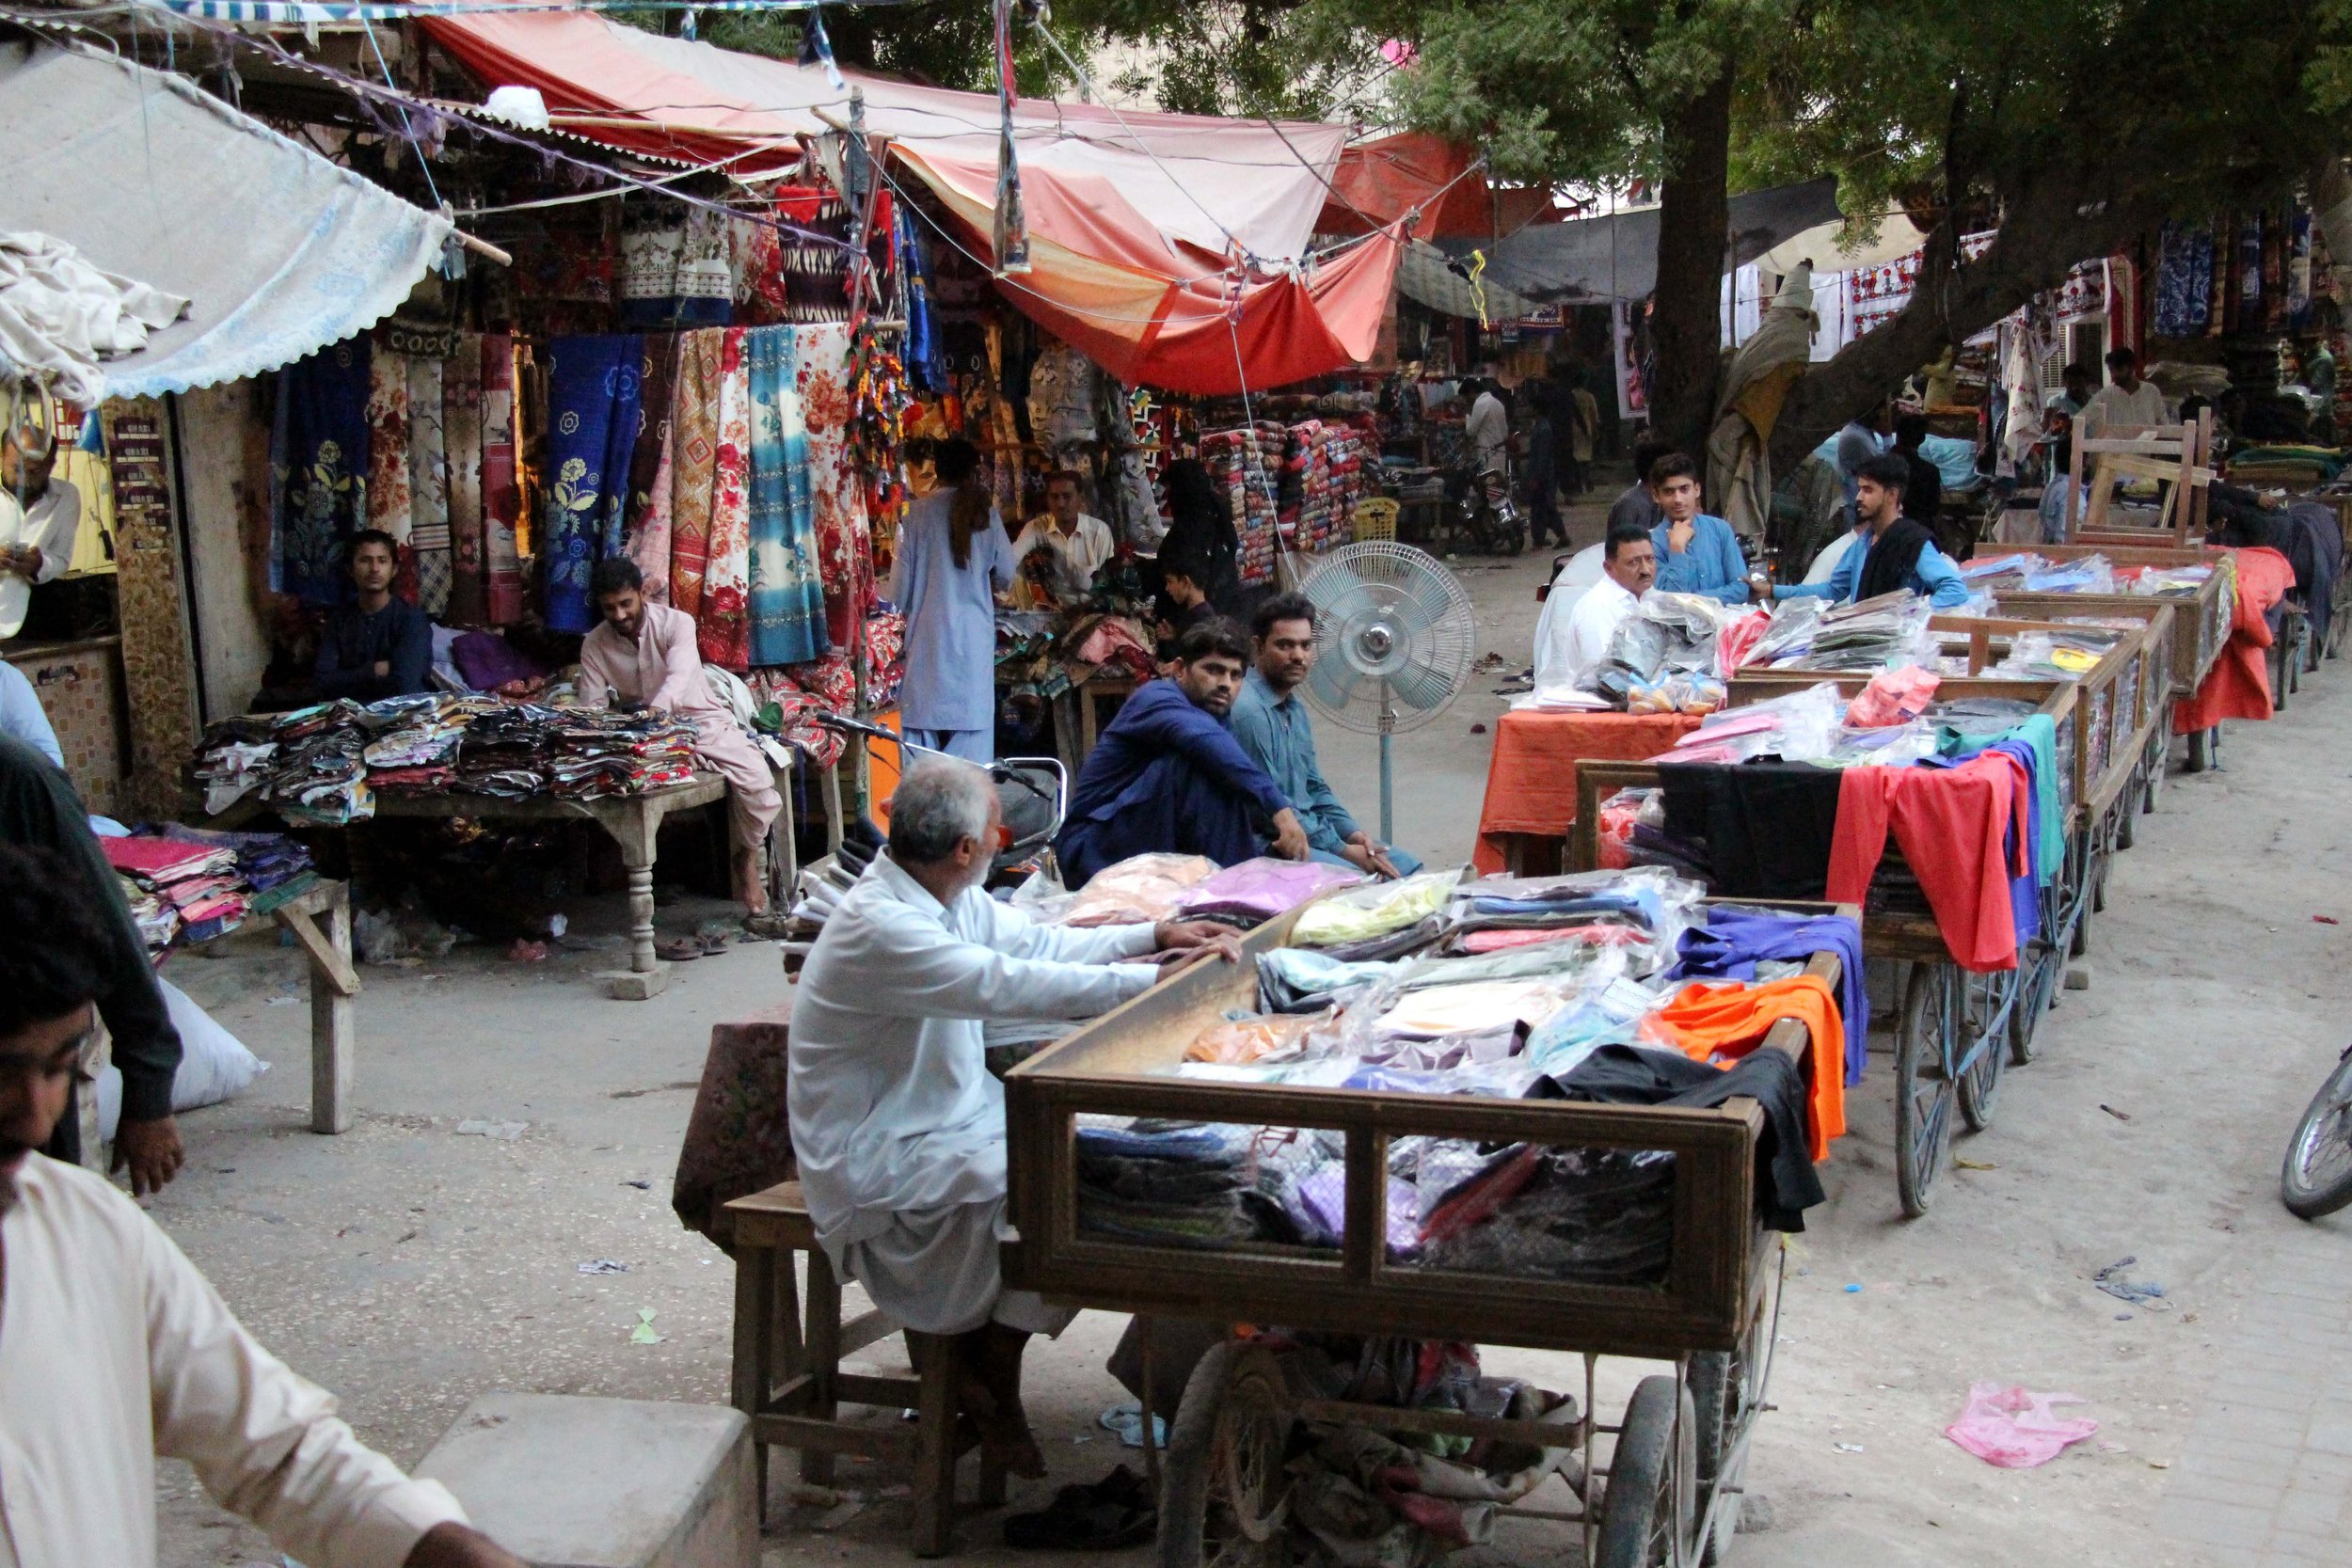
(1565, 669, 2075, 1218)
(1002, 864, 1858, 1566)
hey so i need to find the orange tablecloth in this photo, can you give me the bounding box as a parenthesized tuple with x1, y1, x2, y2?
(1472, 710, 1704, 873)
(2173, 546, 2293, 733)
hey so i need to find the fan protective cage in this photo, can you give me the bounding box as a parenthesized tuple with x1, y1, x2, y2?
(1295, 542, 1479, 735)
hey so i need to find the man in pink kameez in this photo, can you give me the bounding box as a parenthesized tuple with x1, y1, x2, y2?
(578, 558, 783, 917)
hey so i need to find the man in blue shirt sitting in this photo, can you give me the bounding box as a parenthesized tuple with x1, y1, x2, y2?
(1056, 619, 1310, 886)
(1229, 594, 1423, 879)
(314, 530, 432, 701)
(1644, 453, 1753, 604)
(1774, 451, 1969, 609)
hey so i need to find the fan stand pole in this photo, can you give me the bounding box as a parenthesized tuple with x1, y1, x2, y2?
(1377, 680, 1396, 846)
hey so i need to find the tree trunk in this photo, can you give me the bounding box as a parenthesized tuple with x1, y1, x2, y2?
(1645, 64, 1735, 466)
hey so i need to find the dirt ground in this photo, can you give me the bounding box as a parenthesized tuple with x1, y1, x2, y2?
(147, 490, 2346, 1568)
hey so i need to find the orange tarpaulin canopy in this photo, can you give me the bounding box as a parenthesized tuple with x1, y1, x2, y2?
(1320, 132, 1562, 240)
(423, 9, 1401, 392)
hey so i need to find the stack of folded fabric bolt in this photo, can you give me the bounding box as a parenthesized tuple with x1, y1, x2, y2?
(546, 710, 700, 800)
(362, 702, 467, 794)
(102, 835, 249, 948)
(455, 705, 557, 798)
(1173, 857, 1361, 927)
(262, 727, 372, 826)
(158, 823, 316, 915)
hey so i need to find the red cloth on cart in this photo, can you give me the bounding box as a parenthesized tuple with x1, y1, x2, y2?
(1825, 752, 2029, 973)
(1471, 710, 1702, 874)
(2173, 546, 2293, 733)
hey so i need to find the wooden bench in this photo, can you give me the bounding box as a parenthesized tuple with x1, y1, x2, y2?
(723, 1180, 1006, 1556)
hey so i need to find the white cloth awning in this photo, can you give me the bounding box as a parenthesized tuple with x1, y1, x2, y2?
(0, 40, 453, 400)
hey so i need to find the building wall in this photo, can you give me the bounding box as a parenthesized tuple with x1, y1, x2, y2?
(174, 383, 274, 722)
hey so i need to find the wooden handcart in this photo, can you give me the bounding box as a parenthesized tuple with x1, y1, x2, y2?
(1004, 898, 1853, 1568)
(1565, 674, 2075, 1218)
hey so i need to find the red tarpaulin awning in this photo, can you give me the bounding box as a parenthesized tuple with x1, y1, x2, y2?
(423, 10, 1400, 392)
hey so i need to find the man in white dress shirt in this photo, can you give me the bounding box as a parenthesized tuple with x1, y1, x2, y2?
(1548, 521, 1658, 694)
(2080, 346, 2169, 438)
(0, 426, 80, 638)
(787, 763, 1239, 1476)
(1010, 469, 1116, 595)
(0, 843, 524, 1568)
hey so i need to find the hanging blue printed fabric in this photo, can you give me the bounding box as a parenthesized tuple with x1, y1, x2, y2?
(269, 337, 372, 606)
(543, 334, 644, 633)
(745, 325, 828, 665)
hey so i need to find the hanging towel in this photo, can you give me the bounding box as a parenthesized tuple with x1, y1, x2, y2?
(405, 354, 450, 614)
(443, 333, 485, 625)
(698, 325, 753, 670)
(364, 345, 411, 546)
(481, 331, 524, 626)
(667, 326, 725, 619)
(542, 333, 645, 634)
(745, 325, 827, 666)
(269, 338, 371, 606)
(625, 333, 680, 595)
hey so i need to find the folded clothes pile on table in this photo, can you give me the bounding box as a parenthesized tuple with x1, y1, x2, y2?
(547, 711, 700, 800)
(1071, 870, 1859, 1278)
(102, 829, 312, 951)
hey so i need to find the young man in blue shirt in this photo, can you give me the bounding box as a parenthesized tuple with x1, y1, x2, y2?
(1644, 453, 1753, 604)
(1229, 594, 1422, 879)
(1056, 619, 1310, 886)
(1774, 451, 1969, 609)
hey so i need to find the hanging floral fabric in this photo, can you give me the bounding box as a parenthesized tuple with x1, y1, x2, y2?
(698, 326, 754, 670)
(625, 333, 680, 592)
(793, 322, 873, 649)
(667, 326, 727, 620)
(269, 338, 371, 606)
(405, 355, 451, 614)
(2153, 224, 2213, 339)
(541, 333, 645, 634)
(850, 329, 913, 575)
(482, 332, 525, 625)
(444, 334, 486, 625)
(745, 325, 828, 666)
(364, 345, 412, 549)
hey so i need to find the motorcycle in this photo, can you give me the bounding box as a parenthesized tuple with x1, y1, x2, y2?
(2280, 1042, 2352, 1219)
(1439, 463, 1525, 556)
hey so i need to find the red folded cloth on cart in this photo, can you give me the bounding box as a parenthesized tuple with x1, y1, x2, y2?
(1826, 752, 2028, 971)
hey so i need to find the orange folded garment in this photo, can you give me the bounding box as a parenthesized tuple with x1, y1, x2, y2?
(1638, 976, 1847, 1160)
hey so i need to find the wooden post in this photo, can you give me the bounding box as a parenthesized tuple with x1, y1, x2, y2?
(598, 798, 669, 1000)
(307, 882, 357, 1134)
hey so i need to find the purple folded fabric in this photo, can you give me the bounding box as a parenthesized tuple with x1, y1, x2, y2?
(452, 630, 545, 691)
(1175, 857, 1361, 921)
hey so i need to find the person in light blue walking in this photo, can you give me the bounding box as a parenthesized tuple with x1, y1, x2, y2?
(891, 438, 1013, 763)
(1643, 452, 1752, 604)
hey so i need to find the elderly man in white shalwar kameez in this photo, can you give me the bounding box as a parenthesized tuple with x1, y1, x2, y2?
(788, 762, 1240, 1474)
(577, 556, 782, 917)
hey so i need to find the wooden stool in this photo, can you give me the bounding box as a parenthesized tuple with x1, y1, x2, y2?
(724, 1180, 1006, 1556)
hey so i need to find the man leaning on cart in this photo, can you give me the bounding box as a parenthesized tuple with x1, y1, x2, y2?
(787, 761, 1242, 1474)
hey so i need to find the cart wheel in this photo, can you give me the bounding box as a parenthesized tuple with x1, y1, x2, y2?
(1159, 1342, 1295, 1568)
(1595, 1376, 1696, 1568)
(2185, 728, 2210, 773)
(2010, 936, 2062, 1066)
(2115, 797, 2137, 850)
(2090, 846, 2111, 918)
(1957, 969, 2009, 1133)
(1895, 965, 1957, 1219)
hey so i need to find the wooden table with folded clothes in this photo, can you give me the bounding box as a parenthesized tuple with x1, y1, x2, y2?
(192, 693, 755, 1000)
(1566, 669, 2078, 1220)
(1472, 710, 1703, 876)
(998, 858, 1859, 1563)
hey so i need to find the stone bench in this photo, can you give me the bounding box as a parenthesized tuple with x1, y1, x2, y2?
(414, 1393, 757, 1568)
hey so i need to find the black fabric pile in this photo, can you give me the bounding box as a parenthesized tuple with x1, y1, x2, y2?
(1655, 759, 1842, 899)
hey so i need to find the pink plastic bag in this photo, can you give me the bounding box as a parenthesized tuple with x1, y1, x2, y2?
(1943, 1383, 2098, 1467)
(1847, 664, 1941, 728)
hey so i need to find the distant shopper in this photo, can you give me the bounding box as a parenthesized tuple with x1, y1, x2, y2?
(0, 842, 528, 1568)
(1645, 453, 1750, 604)
(314, 531, 431, 701)
(1464, 376, 1511, 485)
(1891, 413, 1944, 525)
(1607, 438, 1672, 537)
(1155, 457, 1240, 614)
(2051, 361, 2097, 419)
(891, 437, 1014, 763)
(1229, 593, 1422, 879)
(1523, 388, 1566, 548)
(1834, 403, 1893, 511)
(2080, 347, 2168, 437)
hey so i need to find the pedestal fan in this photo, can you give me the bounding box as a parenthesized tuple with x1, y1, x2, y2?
(1295, 542, 1479, 843)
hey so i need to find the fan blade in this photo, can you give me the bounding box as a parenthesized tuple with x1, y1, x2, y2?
(1397, 565, 1461, 639)
(1386, 656, 1455, 710)
(1308, 645, 1368, 711)
(1302, 561, 1375, 625)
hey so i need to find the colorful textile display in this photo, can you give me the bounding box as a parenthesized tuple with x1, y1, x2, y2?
(666, 326, 726, 620)
(2154, 223, 2213, 339)
(625, 333, 680, 592)
(405, 353, 452, 613)
(364, 347, 411, 546)
(796, 321, 872, 650)
(700, 326, 755, 669)
(746, 324, 827, 666)
(269, 339, 372, 606)
(1200, 424, 1280, 585)
(542, 333, 646, 633)
(481, 331, 524, 625)
(443, 334, 486, 624)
